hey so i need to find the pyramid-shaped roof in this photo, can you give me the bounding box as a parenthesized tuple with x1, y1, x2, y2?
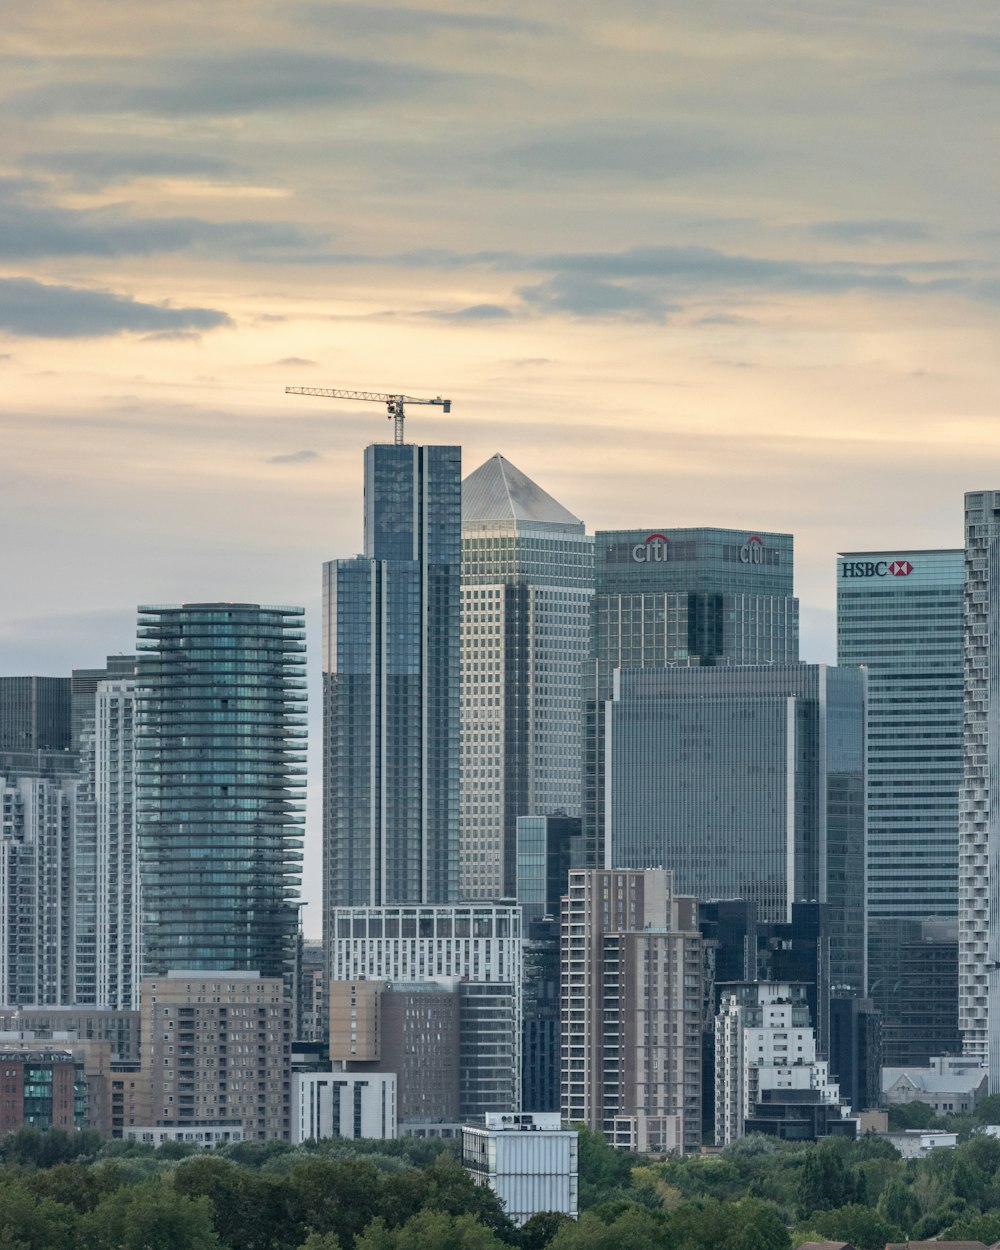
(462, 453, 582, 526)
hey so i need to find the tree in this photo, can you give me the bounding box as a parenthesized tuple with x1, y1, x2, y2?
(298, 1234, 342, 1250)
(939, 1211, 1000, 1243)
(797, 1144, 852, 1217)
(548, 1205, 665, 1250)
(78, 1180, 220, 1250)
(810, 1202, 903, 1250)
(355, 1209, 507, 1250)
(519, 1211, 572, 1250)
(173, 1154, 294, 1250)
(0, 1182, 77, 1250)
(573, 1128, 634, 1209)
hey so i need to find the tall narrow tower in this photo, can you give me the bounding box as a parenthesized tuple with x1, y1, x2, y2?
(322, 443, 462, 916)
(135, 603, 306, 981)
(960, 490, 1000, 1081)
(460, 454, 593, 901)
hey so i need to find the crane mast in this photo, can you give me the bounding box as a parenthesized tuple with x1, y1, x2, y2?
(285, 386, 452, 444)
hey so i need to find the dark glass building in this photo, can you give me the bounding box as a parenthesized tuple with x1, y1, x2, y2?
(322, 443, 461, 914)
(606, 663, 865, 996)
(585, 527, 798, 868)
(135, 603, 306, 980)
(0, 677, 71, 753)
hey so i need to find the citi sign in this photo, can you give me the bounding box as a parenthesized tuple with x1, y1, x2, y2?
(631, 534, 671, 562)
(841, 559, 914, 579)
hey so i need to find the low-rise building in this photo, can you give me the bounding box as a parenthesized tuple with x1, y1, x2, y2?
(123, 1124, 244, 1148)
(882, 1055, 987, 1114)
(292, 1070, 396, 1143)
(0, 1047, 84, 1133)
(883, 1129, 959, 1159)
(463, 1112, 578, 1226)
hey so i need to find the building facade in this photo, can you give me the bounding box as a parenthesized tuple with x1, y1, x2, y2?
(463, 1112, 579, 1226)
(561, 868, 703, 1153)
(328, 903, 521, 1121)
(323, 443, 461, 921)
(715, 982, 852, 1146)
(585, 527, 798, 868)
(460, 454, 593, 900)
(960, 491, 1000, 1078)
(0, 751, 79, 1006)
(133, 971, 292, 1141)
(837, 549, 963, 1050)
(0, 677, 71, 753)
(606, 663, 866, 996)
(135, 604, 306, 982)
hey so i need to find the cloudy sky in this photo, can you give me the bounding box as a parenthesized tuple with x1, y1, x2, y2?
(4, 1, 999, 926)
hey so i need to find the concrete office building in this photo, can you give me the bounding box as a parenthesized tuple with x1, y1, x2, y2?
(135, 604, 306, 982)
(960, 491, 1000, 1080)
(463, 1112, 579, 1226)
(0, 751, 80, 1006)
(606, 664, 866, 996)
(460, 455, 593, 900)
(0, 677, 71, 753)
(132, 971, 292, 1142)
(561, 868, 702, 1153)
(837, 549, 963, 1051)
(322, 442, 461, 920)
(328, 904, 521, 1120)
(585, 527, 798, 869)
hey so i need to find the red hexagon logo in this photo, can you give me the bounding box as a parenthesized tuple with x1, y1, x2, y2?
(889, 560, 913, 576)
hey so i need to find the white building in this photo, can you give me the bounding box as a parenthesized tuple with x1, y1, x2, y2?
(125, 1124, 244, 1148)
(884, 1129, 959, 1159)
(463, 1112, 578, 1226)
(715, 982, 851, 1146)
(292, 1070, 396, 1143)
(459, 454, 593, 902)
(961, 490, 1000, 1083)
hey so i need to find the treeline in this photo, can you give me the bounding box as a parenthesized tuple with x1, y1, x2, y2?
(8, 1124, 1000, 1250)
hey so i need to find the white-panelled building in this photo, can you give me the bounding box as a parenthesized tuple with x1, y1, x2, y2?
(292, 1070, 396, 1143)
(463, 1112, 578, 1226)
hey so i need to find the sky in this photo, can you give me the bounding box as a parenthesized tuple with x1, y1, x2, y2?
(4, 1, 1000, 931)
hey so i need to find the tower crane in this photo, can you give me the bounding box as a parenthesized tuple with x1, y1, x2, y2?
(285, 387, 451, 445)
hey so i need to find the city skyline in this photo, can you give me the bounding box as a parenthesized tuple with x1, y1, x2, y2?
(5, 2, 1000, 683)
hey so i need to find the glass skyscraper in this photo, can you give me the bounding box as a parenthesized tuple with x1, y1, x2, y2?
(460, 454, 593, 900)
(322, 443, 461, 915)
(135, 603, 306, 981)
(606, 663, 865, 996)
(836, 548, 963, 1050)
(585, 527, 798, 868)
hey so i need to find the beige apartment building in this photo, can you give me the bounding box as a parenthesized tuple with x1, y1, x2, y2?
(561, 868, 703, 1154)
(127, 971, 292, 1142)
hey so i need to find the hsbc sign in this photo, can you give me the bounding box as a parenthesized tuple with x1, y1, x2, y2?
(841, 559, 914, 578)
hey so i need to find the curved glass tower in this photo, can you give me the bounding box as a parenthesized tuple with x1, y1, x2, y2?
(135, 603, 306, 979)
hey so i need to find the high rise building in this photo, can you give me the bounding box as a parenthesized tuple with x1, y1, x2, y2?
(328, 903, 521, 1121)
(0, 677, 71, 753)
(71, 656, 135, 749)
(715, 982, 854, 1146)
(131, 971, 292, 1142)
(837, 549, 963, 1049)
(0, 750, 80, 1005)
(960, 490, 1000, 1077)
(322, 443, 461, 918)
(606, 664, 866, 996)
(460, 454, 593, 900)
(135, 604, 306, 981)
(561, 868, 703, 1153)
(585, 528, 798, 868)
